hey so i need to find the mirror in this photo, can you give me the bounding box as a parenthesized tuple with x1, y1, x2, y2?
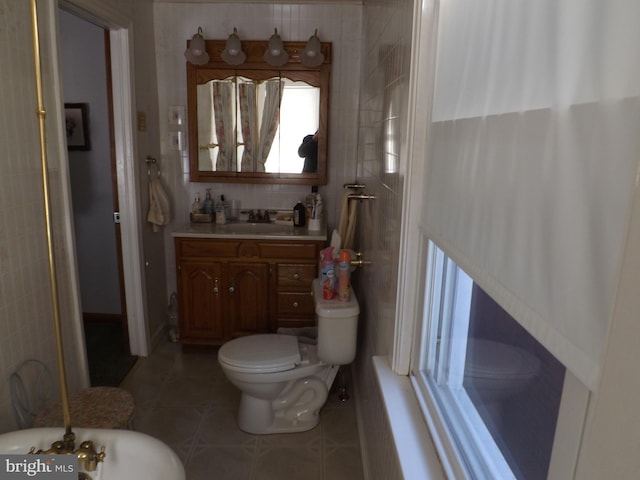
(187, 40, 331, 184)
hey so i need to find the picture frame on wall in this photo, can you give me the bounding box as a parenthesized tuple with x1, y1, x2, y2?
(64, 103, 90, 151)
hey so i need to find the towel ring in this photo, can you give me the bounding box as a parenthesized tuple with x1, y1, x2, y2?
(146, 156, 161, 178)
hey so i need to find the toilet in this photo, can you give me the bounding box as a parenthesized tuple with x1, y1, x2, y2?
(218, 279, 359, 434)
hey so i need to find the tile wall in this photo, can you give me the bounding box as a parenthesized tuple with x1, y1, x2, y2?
(351, 0, 415, 478)
(0, 0, 102, 431)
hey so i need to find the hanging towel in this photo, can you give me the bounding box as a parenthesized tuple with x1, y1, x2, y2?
(147, 175, 171, 232)
(338, 188, 358, 250)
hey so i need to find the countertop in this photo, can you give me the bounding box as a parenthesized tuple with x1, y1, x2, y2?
(171, 222, 328, 241)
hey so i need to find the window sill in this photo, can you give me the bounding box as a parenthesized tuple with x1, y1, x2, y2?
(372, 356, 445, 480)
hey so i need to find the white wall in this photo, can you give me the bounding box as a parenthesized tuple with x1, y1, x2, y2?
(152, 2, 363, 293)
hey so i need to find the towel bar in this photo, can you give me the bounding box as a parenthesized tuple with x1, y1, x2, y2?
(348, 193, 376, 200)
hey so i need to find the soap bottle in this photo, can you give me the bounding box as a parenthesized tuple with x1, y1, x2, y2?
(191, 192, 202, 214)
(293, 201, 306, 227)
(203, 188, 214, 214)
(338, 249, 351, 302)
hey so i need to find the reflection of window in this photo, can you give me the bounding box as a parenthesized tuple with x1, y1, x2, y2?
(412, 241, 580, 479)
(197, 76, 319, 174)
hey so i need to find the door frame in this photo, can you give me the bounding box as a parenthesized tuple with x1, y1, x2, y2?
(57, 0, 149, 357)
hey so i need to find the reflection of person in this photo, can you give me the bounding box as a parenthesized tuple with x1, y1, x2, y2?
(298, 131, 318, 173)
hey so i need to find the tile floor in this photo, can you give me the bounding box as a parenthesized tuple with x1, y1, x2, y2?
(120, 341, 365, 480)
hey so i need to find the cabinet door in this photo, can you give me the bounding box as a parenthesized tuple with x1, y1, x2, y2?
(227, 262, 270, 337)
(178, 261, 225, 343)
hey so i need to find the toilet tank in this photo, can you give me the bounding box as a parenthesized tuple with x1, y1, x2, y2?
(312, 279, 360, 365)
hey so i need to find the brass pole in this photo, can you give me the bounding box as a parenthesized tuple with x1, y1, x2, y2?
(29, 0, 73, 436)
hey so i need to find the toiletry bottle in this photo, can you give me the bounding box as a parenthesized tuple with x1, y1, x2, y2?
(320, 246, 336, 299)
(338, 249, 351, 302)
(215, 199, 226, 224)
(314, 194, 324, 222)
(191, 192, 202, 214)
(203, 188, 214, 214)
(305, 186, 318, 224)
(293, 201, 306, 227)
(220, 195, 231, 219)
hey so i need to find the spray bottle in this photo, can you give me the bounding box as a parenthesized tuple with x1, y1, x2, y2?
(338, 249, 351, 302)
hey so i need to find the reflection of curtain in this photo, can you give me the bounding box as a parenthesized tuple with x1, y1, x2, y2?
(197, 82, 215, 170)
(256, 80, 283, 172)
(239, 82, 257, 172)
(212, 81, 235, 171)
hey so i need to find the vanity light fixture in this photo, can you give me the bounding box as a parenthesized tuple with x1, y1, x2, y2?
(263, 28, 289, 66)
(184, 27, 209, 65)
(221, 27, 246, 65)
(301, 29, 324, 67)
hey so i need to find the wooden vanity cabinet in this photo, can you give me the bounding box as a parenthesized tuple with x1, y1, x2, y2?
(175, 237, 323, 346)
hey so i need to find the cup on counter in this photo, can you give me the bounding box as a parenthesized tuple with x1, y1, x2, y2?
(308, 218, 322, 231)
(230, 199, 241, 220)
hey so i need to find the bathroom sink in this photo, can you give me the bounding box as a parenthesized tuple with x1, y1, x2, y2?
(0, 428, 185, 479)
(222, 222, 293, 235)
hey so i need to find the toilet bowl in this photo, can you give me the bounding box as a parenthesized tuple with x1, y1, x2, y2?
(218, 279, 359, 434)
(464, 338, 540, 423)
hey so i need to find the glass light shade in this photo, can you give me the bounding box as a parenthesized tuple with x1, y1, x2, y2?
(184, 28, 209, 65)
(301, 34, 324, 67)
(221, 29, 246, 65)
(263, 30, 289, 66)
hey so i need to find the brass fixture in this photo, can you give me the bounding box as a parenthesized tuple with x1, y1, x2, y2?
(28, 0, 104, 471)
(29, 438, 105, 472)
(347, 193, 377, 200)
(344, 182, 376, 200)
(350, 252, 371, 267)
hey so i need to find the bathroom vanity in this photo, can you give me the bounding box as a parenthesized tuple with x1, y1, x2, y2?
(172, 224, 326, 346)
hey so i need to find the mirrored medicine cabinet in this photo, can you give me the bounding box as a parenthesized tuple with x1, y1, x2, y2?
(186, 39, 331, 185)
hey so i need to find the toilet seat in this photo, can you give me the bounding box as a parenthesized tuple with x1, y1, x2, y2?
(218, 334, 301, 374)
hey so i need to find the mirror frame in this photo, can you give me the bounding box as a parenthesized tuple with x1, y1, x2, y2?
(186, 39, 331, 185)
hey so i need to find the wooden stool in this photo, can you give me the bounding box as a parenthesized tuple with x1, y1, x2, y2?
(33, 386, 135, 430)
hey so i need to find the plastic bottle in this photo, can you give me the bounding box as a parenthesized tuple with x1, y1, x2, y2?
(191, 192, 202, 214)
(313, 194, 323, 221)
(215, 200, 226, 224)
(338, 250, 351, 302)
(220, 195, 231, 219)
(203, 188, 214, 214)
(293, 201, 306, 227)
(320, 246, 335, 299)
(305, 186, 318, 223)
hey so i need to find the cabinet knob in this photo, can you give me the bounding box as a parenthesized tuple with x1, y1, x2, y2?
(213, 277, 219, 295)
(229, 285, 235, 294)
(293, 273, 300, 280)
(293, 301, 299, 308)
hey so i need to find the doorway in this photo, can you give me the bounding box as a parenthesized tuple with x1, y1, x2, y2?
(58, 8, 136, 386)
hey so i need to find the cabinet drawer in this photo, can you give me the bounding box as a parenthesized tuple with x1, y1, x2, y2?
(258, 242, 319, 260)
(176, 239, 239, 258)
(277, 292, 315, 315)
(277, 264, 316, 288)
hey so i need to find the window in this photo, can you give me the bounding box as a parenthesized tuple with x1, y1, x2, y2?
(411, 241, 585, 479)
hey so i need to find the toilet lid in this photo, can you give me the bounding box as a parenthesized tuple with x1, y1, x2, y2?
(218, 334, 301, 373)
(464, 339, 540, 379)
